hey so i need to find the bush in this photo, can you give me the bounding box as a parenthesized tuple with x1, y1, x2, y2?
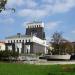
(0, 50, 19, 61)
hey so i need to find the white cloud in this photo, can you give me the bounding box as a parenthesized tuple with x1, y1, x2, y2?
(52, 0, 75, 13)
(18, 9, 49, 19)
(45, 21, 62, 30)
(6, 0, 24, 7)
(6, 0, 37, 8)
(41, 0, 75, 14)
(24, 0, 37, 8)
(16, 0, 75, 19)
(0, 18, 15, 25)
(1, 0, 75, 20)
(71, 30, 75, 34)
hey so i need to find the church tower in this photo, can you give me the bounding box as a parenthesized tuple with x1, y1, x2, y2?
(25, 21, 45, 40)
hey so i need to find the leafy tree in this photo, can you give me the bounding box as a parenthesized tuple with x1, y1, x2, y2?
(0, 0, 7, 12)
(0, 50, 19, 61)
(51, 31, 74, 55)
(0, 0, 15, 13)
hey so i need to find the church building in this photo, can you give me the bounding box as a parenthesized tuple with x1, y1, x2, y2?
(5, 22, 47, 54)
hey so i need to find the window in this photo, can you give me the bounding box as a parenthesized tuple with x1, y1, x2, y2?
(16, 40, 18, 43)
(28, 26, 29, 28)
(19, 40, 21, 43)
(0, 46, 1, 49)
(14, 40, 15, 43)
(29, 39, 30, 42)
(35, 25, 36, 28)
(8, 40, 10, 43)
(11, 40, 12, 43)
(39, 25, 40, 27)
(26, 40, 27, 42)
(22, 40, 24, 43)
(37, 25, 38, 27)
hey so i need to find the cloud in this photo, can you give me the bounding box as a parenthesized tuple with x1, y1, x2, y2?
(16, 0, 75, 19)
(24, 0, 37, 8)
(41, 0, 75, 13)
(18, 9, 49, 19)
(45, 21, 62, 30)
(6, 0, 37, 8)
(6, 0, 24, 7)
(71, 30, 75, 34)
(52, 0, 75, 13)
(0, 18, 15, 25)
(3, 0, 75, 19)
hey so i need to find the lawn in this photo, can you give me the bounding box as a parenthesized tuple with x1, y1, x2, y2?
(0, 62, 75, 75)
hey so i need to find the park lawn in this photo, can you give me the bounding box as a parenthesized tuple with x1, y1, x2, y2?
(0, 62, 75, 75)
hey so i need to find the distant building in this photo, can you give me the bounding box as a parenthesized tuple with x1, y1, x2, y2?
(0, 41, 5, 51)
(5, 22, 47, 54)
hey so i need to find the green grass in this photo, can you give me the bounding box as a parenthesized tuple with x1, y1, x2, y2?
(0, 62, 75, 75)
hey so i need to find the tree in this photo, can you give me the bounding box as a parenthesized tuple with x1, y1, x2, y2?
(51, 32, 63, 54)
(0, 0, 7, 12)
(51, 31, 74, 55)
(0, 50, 19, 61)
(64, 42, 74, 54)
(0, 0, 15, 13)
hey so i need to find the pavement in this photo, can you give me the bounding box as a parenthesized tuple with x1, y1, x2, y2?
(35, 60, 75, 65)
(23, 60, 75, 65)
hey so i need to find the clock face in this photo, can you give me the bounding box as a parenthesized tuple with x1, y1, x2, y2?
(0, 0, 7, 12)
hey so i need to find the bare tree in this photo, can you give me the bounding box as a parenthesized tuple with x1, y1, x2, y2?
(51, 31, 64, 54)
(51, 31, 63, 44)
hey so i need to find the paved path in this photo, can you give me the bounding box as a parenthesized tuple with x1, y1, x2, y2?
(23, 59, 75, 65)
(35, 60, 75, 65)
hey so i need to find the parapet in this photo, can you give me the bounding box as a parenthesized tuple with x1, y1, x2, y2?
(26, 21, 44, 28)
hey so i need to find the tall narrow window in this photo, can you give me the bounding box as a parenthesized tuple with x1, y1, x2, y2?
(19, 40, 21, 43)
(16, 40, 18, 43)
(22, 40, 24, 43)
(0, 46, 1, 49)
(14, 40, 15, 43)
(8, 40, 10, 43)
(11, 40, 12, 43)
(26, 40, 27, 42)
(29, 39, 30, 42)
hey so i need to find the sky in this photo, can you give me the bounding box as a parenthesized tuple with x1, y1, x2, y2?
(0, 0, 75, 42)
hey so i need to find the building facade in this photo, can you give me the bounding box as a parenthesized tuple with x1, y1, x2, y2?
(5, 22, 47, 54)
(0, 41, 5, 51)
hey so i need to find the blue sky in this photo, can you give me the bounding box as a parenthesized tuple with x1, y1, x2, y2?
(0, 0, 75, 42)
